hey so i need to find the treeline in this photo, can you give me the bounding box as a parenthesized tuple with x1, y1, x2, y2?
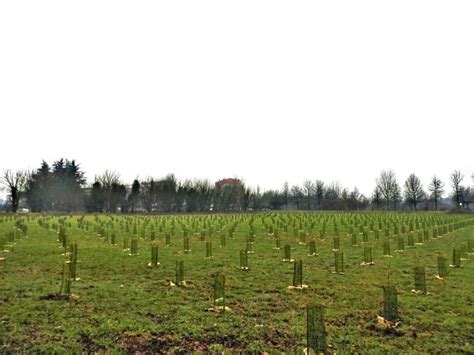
(0, 159, 473, 213)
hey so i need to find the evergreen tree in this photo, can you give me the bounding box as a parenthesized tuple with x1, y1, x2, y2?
(87, 181, 105, 212)
(128, 179, 141, 213)
(25, 161, 52, 212)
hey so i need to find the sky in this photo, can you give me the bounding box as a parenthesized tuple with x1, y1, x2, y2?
(0, 1, 473, 197)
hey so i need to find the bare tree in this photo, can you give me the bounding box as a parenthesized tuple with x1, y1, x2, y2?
(282, 181, 289, 210)
(302, 180, 314, 210)
(428, 176, 444, 211)
(290, 185, 303, 210)
(450, 170, 464, 207)
(371, 186, 382, 210)
(96, 170, 121, 212)
(460, 186, 472, 209)
(314, 180, 324, 210)
(1, 169, 28, 213)
(392, 183, 402, 210)
(376, 170, 400, 210)
(324, 181, 343, 209)
(140, 177, 158, 213)
(403, 173, 425, 210)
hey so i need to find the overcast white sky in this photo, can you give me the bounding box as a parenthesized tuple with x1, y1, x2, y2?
(1, 1, 473, 197)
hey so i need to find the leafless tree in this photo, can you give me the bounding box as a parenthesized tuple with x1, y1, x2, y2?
(96, 170, 121, 212)
(403, 173, 425, 210)
(291, 185, 303, 210)
(314, 180, 324, 210)
(371, 186, 382, 210)
(376, 170, 400, 210)
(450, 170, 464, 206)
(302, 180, 314, 210)
(428, 176, 444, 211)
(1, 169, 29, 213)
(282, 181, 289, 210)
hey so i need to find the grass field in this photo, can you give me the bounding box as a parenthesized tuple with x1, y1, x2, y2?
(1, 212, 473, 353)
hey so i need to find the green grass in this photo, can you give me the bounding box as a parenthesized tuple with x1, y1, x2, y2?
(0, 213, 473, 353)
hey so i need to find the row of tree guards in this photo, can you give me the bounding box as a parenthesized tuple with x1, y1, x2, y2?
(18, 228, 474, 354)
(55, 231, 472, 311)
(2, 214, 473, 353)
(50, 215, 474, 299)
(111, 232, 474, 276)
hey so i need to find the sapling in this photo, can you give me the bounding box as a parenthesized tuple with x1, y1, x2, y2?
(288, 259, 307, 289)
(361, 247, 374, 266)
(306, 303, 327, 354)
(436, 255, 447, 279)
(111, 233, 117, 246)
(165, 233, 171, 246)
(59, 261, 72, 299)
(212, 273, 228, 312)
(451, 248, 461, 267)
(0, 236, 6, 252)
(299, 230, 306, 245)
(205, 241, 213, 259)
(467, 240, 474, 254)
(148, 244, 160, 267)
(395, 235, 405, 252)
(362, 230, 369, 244)
(58, 226, 66, 244)
(283, 244, 293, 262)
(375, 229, 380, 241)
(382, 286, 398, 322)
(248, 230, 255, 244)
(239, 250, 249, 270)
(351, 232, 358, 247)
(422, 229, 429, 242)
(274, 237, 281, 250)
(319, 227, 326, 240)
(412, 266, 427, 294)
(220, 233, 226, 247)
(68, 242, 79, 281)
(333, 251, 344, 274)
(394, 225, 400, 235)
(246, 239, 254, 254)
(129, 237, 139, 256)
(62, 234, 69, 252)
(183, 237, 190, 253)
(416, 231, 424, 245)
(123, 236, 130, 251)
(332, 236, 340, 251)
(308, 240, 317, 256)
(407, 232, 415, 248)
(175, 260, 185, 286)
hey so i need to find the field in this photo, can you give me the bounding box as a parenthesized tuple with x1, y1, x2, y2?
(1, 212, 473, 353)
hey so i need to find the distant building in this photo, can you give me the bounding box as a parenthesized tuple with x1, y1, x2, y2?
(215, 178, 242, 188)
